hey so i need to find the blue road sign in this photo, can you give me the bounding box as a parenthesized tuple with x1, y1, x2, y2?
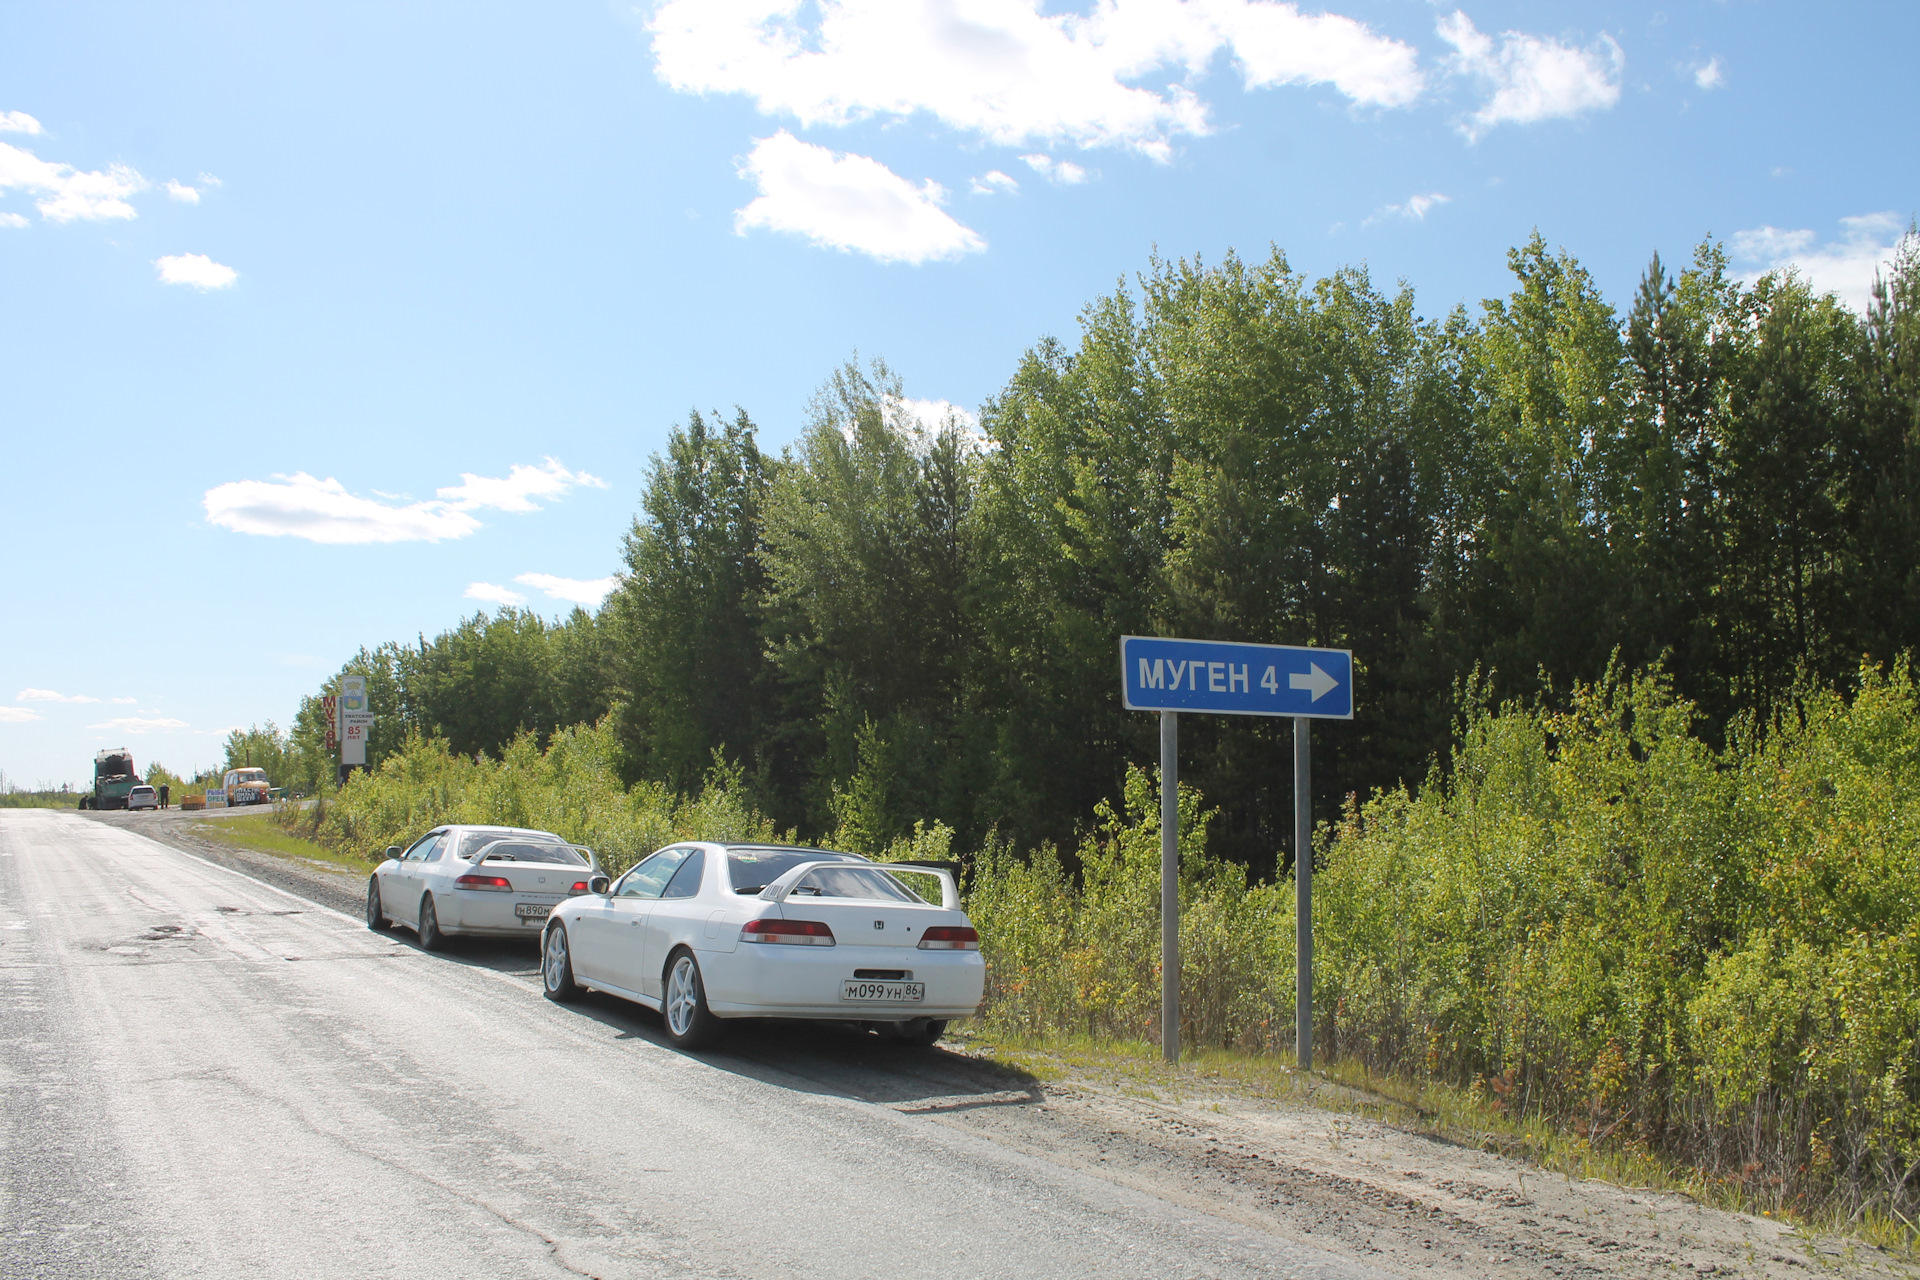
(1121, 636, 1354, 720)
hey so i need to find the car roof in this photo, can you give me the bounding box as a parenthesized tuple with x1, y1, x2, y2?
(447, 824, 565, 838)
(718, 843, 869, 861)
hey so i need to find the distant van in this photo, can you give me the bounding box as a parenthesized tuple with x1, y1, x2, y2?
(218, 767, 271, 807)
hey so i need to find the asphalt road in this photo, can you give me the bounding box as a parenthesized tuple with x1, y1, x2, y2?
(0, 809, 1395, 1280)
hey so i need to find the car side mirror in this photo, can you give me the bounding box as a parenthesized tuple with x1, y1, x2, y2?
(589, 875, 611, 895)
(385, 845, 402, 861)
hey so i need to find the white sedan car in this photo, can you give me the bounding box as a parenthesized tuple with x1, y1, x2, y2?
(366, 824, 600, 950)
(540, 843, 985, 1050)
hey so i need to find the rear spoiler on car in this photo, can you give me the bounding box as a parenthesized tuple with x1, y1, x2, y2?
(759, 860, 960, 911)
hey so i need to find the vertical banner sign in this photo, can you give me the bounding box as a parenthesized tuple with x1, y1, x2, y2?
(323, 696, 338, 753)
(338, 676, 371, 768)
(1121, 636, 1353, 1068)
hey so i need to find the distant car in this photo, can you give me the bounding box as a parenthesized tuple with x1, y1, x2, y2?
(126, 785, 159, 811)
(366, 825, 599, 950)
(539, 843, 985, 1051)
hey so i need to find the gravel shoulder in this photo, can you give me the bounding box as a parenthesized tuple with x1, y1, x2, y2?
(75, 806, 1919, 1279)
(78, 804, 365, 917)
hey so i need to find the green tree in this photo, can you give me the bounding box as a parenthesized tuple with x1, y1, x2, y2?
(607, 408, 774, 794)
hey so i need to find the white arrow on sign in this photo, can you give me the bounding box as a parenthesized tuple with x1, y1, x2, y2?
(1290, 662, 1340, 702)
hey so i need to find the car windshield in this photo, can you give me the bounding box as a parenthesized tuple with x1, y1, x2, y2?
(471, 840, 588, 866)
(725, 847, 869, 895)
(233, 769, 266, 783)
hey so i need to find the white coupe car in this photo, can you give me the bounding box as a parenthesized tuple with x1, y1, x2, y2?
(540, 843, 985, 1050)
(367, 824, 600, 949)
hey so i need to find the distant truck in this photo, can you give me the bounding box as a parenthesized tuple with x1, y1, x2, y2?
(209, 766, 271, 808)
(83, 748, 138, 810)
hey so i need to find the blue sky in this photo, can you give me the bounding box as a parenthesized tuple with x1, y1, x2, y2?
(3, 0, 1914, 788)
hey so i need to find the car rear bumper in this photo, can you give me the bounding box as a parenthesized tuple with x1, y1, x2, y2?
(700, 941, 984, 1019)
(441, 891, 566, 935)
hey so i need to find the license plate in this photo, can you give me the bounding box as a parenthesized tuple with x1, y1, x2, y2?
(514, 903, 552, 920)
(840, 979, 924, 1003)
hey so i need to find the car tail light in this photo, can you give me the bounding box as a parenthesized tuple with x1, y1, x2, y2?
(740, 918, 835, 946)
(453, 874, 513, 891)
(917, 925, 979, 951)
(569, 881, 589, 893)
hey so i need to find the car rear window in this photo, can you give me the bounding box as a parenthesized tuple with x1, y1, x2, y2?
(453, 830, 559, 860)
(789, 865, 923, 902)
(725, 848, 865, 894)
(471, 840, 588, 866)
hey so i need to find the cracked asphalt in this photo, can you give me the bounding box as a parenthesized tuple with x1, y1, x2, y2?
(0, 809, 1389, 1279)
(6, 808, 1910, 1279)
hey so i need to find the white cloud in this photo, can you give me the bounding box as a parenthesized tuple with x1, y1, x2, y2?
(0, 212, 25, 229)
(18, 688, 99, 704)
(0, 111, 43, 135)
(887, 395, 992, 454)
(435, 458, 606, 513)
(155, 253, 237, 290)
(513, 573, 618, 606)
(0, 140, 146, 221)
(1438, 10, 1621, 140)
(1366, 191, 1450, 224)
(735, 131, 985, 264)
(1693, 57, 1724, 90)
(0, 707, 41, 723)
(650, 0, 1421, 161)
(466, 582, 529, 606)
(204, 458, 603, 544)
(110, 697, 137, 704)
(1020, 153, 1091, 185)
(205, 473, 482, 543)
(88, 717, 189, 734)
(165, 178, 201, 203)
(1732, 212, 1916, 313)
(1208, 1, 1425, 107)
(970, 169, 1019, 196)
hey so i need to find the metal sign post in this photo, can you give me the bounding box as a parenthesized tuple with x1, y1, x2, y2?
(1121, 636, 1353, 1068)
(1160, 710, 1179, 1062)
(1294, 715, 1313, 1071)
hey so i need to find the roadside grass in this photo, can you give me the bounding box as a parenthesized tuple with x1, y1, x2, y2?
(0, 791, 81, 808)
(188, 813, 372, 874)
(952, 1030, 1912, 1258)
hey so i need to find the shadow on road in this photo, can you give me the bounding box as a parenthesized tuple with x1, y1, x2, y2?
(546, 984, 1041, 1111)
(357, 915, 1041, 1113)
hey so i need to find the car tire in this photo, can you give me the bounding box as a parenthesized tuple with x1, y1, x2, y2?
(417, 894, 447, 951)
(542, 922, 582, 1003)
(366, 876, 391, 931)
(887, 1019, 948, 1048)
(661, 949, 721, 1050)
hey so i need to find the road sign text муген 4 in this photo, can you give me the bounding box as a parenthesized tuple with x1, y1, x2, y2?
(1120, 636, 1353, 720)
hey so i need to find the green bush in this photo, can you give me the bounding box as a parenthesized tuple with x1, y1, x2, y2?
(287, 718, 777, 876)
(967, 765, 1295, 1051)
(1318, 661, 1920, 1221)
